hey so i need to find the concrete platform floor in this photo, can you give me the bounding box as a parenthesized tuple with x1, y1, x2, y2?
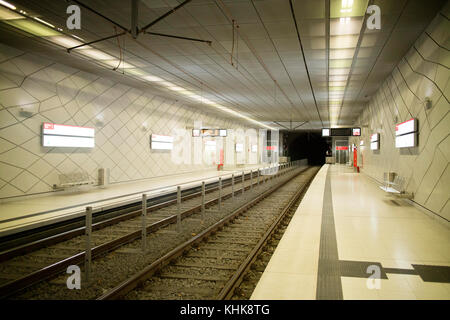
(251, 164, 450, 300)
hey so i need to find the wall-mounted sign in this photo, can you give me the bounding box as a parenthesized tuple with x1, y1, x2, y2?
(370, 133, 380, 150)
(266, 146, 277, 151)
(352, 128, 361, 136)
(322, 127, 361, 136)
(395, 118, 417, 148)
(193, 129, 227, 137)
(151, 134, 174, 150)
(336, 146, 348, 150)
(235, 143, 244, 153)
(396, 118, 416, 136)
(251, 144, 257, 153)
(42, 122, 95, 148)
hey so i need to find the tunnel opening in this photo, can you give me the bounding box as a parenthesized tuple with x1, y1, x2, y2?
(284, 131, 331, 166)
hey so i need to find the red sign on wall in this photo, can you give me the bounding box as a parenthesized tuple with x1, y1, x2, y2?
(336, 146, 348, 150)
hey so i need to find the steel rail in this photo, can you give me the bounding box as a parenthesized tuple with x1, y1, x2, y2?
(97, 166, 308, 300)
(0, 171, 258, 262)
(0, 166, 296, 299)
(217, 170, 315, 299)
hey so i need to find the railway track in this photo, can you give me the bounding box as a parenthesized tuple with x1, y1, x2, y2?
(230, 173, 315, 299)
(0, 164, 303, 299)
(98, 166, 319, 300)
(0, 170, 260, 256)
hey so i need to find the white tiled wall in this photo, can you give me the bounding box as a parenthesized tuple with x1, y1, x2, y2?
(0, 43, 255, 199)
(351, 9, 449, 220)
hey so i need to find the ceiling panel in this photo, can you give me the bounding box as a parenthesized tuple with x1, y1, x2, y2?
(0, 0, 446, 129)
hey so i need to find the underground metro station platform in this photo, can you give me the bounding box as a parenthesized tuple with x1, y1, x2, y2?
(0, 0, 448, 312)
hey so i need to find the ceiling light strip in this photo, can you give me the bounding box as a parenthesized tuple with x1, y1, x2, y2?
(325, 0, 331, 125)
(336, 0, 374, 126)
(350, 0, 410, 122)
(289, 0, 323, 127)
(156, 0, 282, 120)
(250, 0, 309, 121)
(0, 0, 15, 10)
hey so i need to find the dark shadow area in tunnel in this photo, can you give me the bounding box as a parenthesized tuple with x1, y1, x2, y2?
(284, 131, 331, 166)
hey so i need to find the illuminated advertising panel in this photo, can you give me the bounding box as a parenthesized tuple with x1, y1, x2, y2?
(370, 133, 380, 150)
(395, 134, 415, 148)
(322, 128, 330, 137)
(235, 143, 244, 153)
(395, 119, 417, 148)
(42, 122, 95, 148)
(352, 128, 361, 136)
(251, 145, 257, 153)
(151, 134, 174, 150)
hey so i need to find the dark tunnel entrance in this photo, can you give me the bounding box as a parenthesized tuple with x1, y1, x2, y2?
(284, 131, 331, 166)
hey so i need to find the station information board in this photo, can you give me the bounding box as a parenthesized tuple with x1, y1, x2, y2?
(322, 127, 361, 136)
(42, 122, 95, 148)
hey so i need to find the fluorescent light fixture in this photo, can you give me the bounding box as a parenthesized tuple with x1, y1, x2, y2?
(329, 86, 345, 91)
(34, 17, 55, 28)
(79, 49, 114, 60)
(331, 35, 357, 49)
(329, 59, 352, 68)
(167, 86, 186, 91)
(143, 75, 164, 82)
(329, 75, 348, 81)
(4, 19, 61, 36)
(0, 5, 21, 19)
(329, 81, 347, 87)
(330, 68, 350, 75)
(71, 34, 84, 41)
(126, 69, 148, 77)
(322, 128, 330, 137)
(0, 0, 16, 10)
(46, 35, 84, 48)
(101, 60, 135, 69)
(339, 17, 350, 24)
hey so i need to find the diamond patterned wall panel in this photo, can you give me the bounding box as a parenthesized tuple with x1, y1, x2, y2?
(350, 11, 450, 221)
(0, 43, 253, 200)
